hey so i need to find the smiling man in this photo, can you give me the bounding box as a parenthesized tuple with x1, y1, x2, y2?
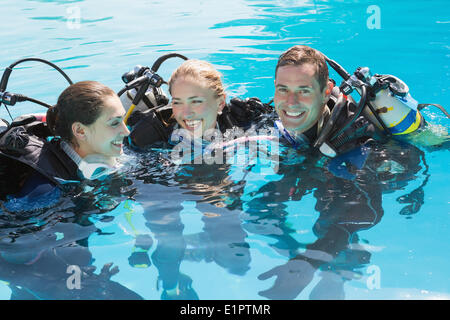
(271, 45, 388, 179)
(250, 46, 433, 300)
(273, 45, 335, 150)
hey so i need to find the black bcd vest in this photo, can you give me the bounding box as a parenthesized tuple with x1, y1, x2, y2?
(0, 115, 80, 196)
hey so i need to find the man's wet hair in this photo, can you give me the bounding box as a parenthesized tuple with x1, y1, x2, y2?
(275, 45, 329, 91)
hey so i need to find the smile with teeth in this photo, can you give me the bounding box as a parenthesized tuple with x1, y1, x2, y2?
(112, 139, 123, 148)
(284, 110, 306, 118)
(185, 120, 202, 129)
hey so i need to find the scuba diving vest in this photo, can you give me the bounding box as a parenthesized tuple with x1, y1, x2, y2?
(313, 86, 388, 157)
(0, 114, 80, 194)
(126, 97, 273, 149)
(275, 86, 387, 157)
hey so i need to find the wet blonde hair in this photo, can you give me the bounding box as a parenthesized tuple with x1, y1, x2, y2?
(168, 59, 225, 98)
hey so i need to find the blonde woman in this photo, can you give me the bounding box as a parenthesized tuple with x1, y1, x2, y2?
(126, 59, 271, 148)
(168, 59, 226, 138)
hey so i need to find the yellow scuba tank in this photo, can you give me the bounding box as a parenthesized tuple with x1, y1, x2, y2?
(361, 73, 423, 135)
(324, 59, 425, 137)
(318, 57, 449, 156)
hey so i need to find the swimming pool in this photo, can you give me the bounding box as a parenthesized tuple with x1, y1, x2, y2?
(0, 0, 449, 300)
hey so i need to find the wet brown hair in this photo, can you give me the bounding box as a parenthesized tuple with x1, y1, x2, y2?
(275, 45, 329, 90)
(46, 81, 116, 145)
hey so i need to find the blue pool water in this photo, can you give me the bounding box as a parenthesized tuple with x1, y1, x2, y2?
(0, 0, 449, 300)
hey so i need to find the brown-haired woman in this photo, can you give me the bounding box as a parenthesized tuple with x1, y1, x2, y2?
(1, 80, 129, 198)
(47, 80, 130, 166)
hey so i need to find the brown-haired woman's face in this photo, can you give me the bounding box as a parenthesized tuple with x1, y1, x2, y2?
(74, 95, 130, 158)
(171, 77, 225, 137)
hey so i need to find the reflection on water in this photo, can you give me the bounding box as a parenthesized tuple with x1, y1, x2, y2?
(0, 135, 436, 299)
(0, 176, 142, 299)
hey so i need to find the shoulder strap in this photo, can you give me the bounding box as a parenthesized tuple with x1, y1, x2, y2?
(0, 120, 80, 186)
(128, 107, 175, 148)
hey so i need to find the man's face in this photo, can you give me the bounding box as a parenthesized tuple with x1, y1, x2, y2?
(274, 64, 328, 135)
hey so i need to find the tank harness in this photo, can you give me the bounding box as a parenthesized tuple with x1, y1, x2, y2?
(0, 114, 80, 191)
(275, 85, 387, 157)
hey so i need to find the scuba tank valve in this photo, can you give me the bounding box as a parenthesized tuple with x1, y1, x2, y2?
(118, 53, 188, 125)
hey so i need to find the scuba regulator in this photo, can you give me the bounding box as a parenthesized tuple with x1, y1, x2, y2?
(0, 58, 74, 140)
(0, 58, 73, 123)
(118, 53, 188, 125)
(313, 57, 449, 158)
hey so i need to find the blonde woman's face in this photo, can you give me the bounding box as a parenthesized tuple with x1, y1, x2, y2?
(171, 77, 225, 137)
